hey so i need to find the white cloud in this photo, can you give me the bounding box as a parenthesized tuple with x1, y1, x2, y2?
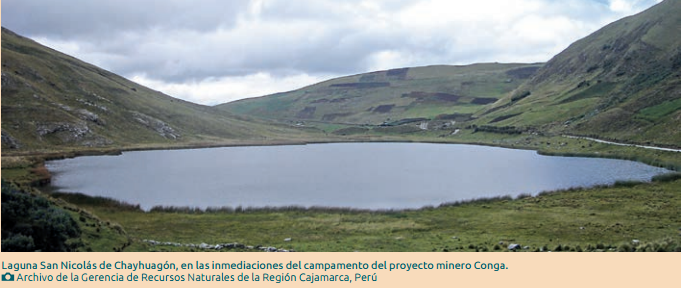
(6, 0, 664, 105)
(130, 72, 332, 105)
(609, 0, 663, 14)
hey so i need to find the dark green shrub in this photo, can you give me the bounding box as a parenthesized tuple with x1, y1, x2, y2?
(651, 172, 681, 183)
(613, 180, 643, 188)
(1, 181, 81, 251)
(2, 234, 36, 251)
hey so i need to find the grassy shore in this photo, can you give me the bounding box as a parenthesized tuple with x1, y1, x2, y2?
(53, 176, 681, 252)
(2, 132, 680, 252)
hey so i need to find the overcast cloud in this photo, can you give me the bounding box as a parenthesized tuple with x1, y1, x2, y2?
(2, 0, 663, 105)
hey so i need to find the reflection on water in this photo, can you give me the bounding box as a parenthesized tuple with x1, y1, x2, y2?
(46, 143, 670, 210)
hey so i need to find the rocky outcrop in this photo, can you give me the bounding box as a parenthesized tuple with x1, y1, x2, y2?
(34, 121, 112, 147)
(508, 243, 522, 251)
(131, 111, 180, 139)
(77, 109, 105, 126)
(36, 121, 91, 140)
(1, 131, 21, 149)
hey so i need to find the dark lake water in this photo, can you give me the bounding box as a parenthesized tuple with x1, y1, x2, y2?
(46, 143, 670, 210)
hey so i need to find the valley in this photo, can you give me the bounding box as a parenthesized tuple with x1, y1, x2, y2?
(2, 0, 681, 252)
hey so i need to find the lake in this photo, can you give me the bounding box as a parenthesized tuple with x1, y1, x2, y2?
(46, 143, 670, 210)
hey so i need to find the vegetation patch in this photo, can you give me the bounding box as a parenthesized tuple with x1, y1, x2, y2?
(651, 172, 681, 183)
(331, 127, 370, 135)
(382, 118, 428, 126)
(434, 113, 473, 121)
(373, 125, 422, 134)
(558, 82, 617, 105)
(489, 113, 522, 124)
(506, 66, 541, 79)
(472, 125, 522, 135)
(2, 181, 82, 251)
(386, 68, 409, 80)
(321, 113, 352, 121)
(403, 92, 462, 103)
(330, 82, 390, 89)
(511, 91, 531, 102)
(60, 178, 681, 252)
(637, 98, 681, 121)
(471, 97, 498, 105)
(373, 104, 396, 113)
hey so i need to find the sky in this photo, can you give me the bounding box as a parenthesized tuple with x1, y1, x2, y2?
(2, 0, 663, 105)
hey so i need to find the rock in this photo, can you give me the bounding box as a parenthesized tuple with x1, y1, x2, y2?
(1, 131, 20, 149)
(523, 246, 530, 250)
(131, 111, 180, 139)
(78, 109, 105, 126)
(508, 244, 521, 251)
(199, 243, 210, 249)
(632, 239, 640, 245)
(267, 247, 277, 252)
(56, 103, 74, 112)
(284, 238, 292, 242)
(36, 122, 90, 139)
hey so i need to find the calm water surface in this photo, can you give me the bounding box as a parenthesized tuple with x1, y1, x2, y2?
(46, 143, 670, 210)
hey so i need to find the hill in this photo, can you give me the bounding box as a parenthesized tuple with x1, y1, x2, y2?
(218, 63, 542, 126)
(1, 27, 313, 152)
(478, 0, 681, 147)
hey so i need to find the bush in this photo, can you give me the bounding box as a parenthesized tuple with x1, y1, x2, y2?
(2, 234, 36, 251)
(613, 180, 643, 188)
(511, 91, 531, 102)
(651, 172, 681, 183)
(1, 181, 81, 251)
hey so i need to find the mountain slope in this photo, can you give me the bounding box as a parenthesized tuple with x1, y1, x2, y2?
(1, 27, 309, 152)
(218, 63, 541, 125)
(479, 0, 681, 146)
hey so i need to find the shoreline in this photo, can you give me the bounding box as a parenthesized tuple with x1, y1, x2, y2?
(32, 136, 680, 213)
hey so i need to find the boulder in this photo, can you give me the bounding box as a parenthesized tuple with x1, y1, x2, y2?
(508, 244, 522, 251)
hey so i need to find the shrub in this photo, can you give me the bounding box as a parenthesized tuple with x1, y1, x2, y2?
(613, 180, 643, 188)
(2, 234, 36, 251)
(1, 181, 81, 251)
(651, 172, 681, 183)
(511, 91, 531, 102)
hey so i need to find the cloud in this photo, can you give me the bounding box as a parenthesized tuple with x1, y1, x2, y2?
(2, 0, 663, 105)
(130, 72, 329, 105)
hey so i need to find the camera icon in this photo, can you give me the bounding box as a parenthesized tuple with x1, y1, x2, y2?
(1, 272, 14, 281)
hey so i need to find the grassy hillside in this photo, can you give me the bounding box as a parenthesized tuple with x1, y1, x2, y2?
(218, 63, 542, 126)
(479, 0, 681, 147)
(1, 27, 318, 153)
